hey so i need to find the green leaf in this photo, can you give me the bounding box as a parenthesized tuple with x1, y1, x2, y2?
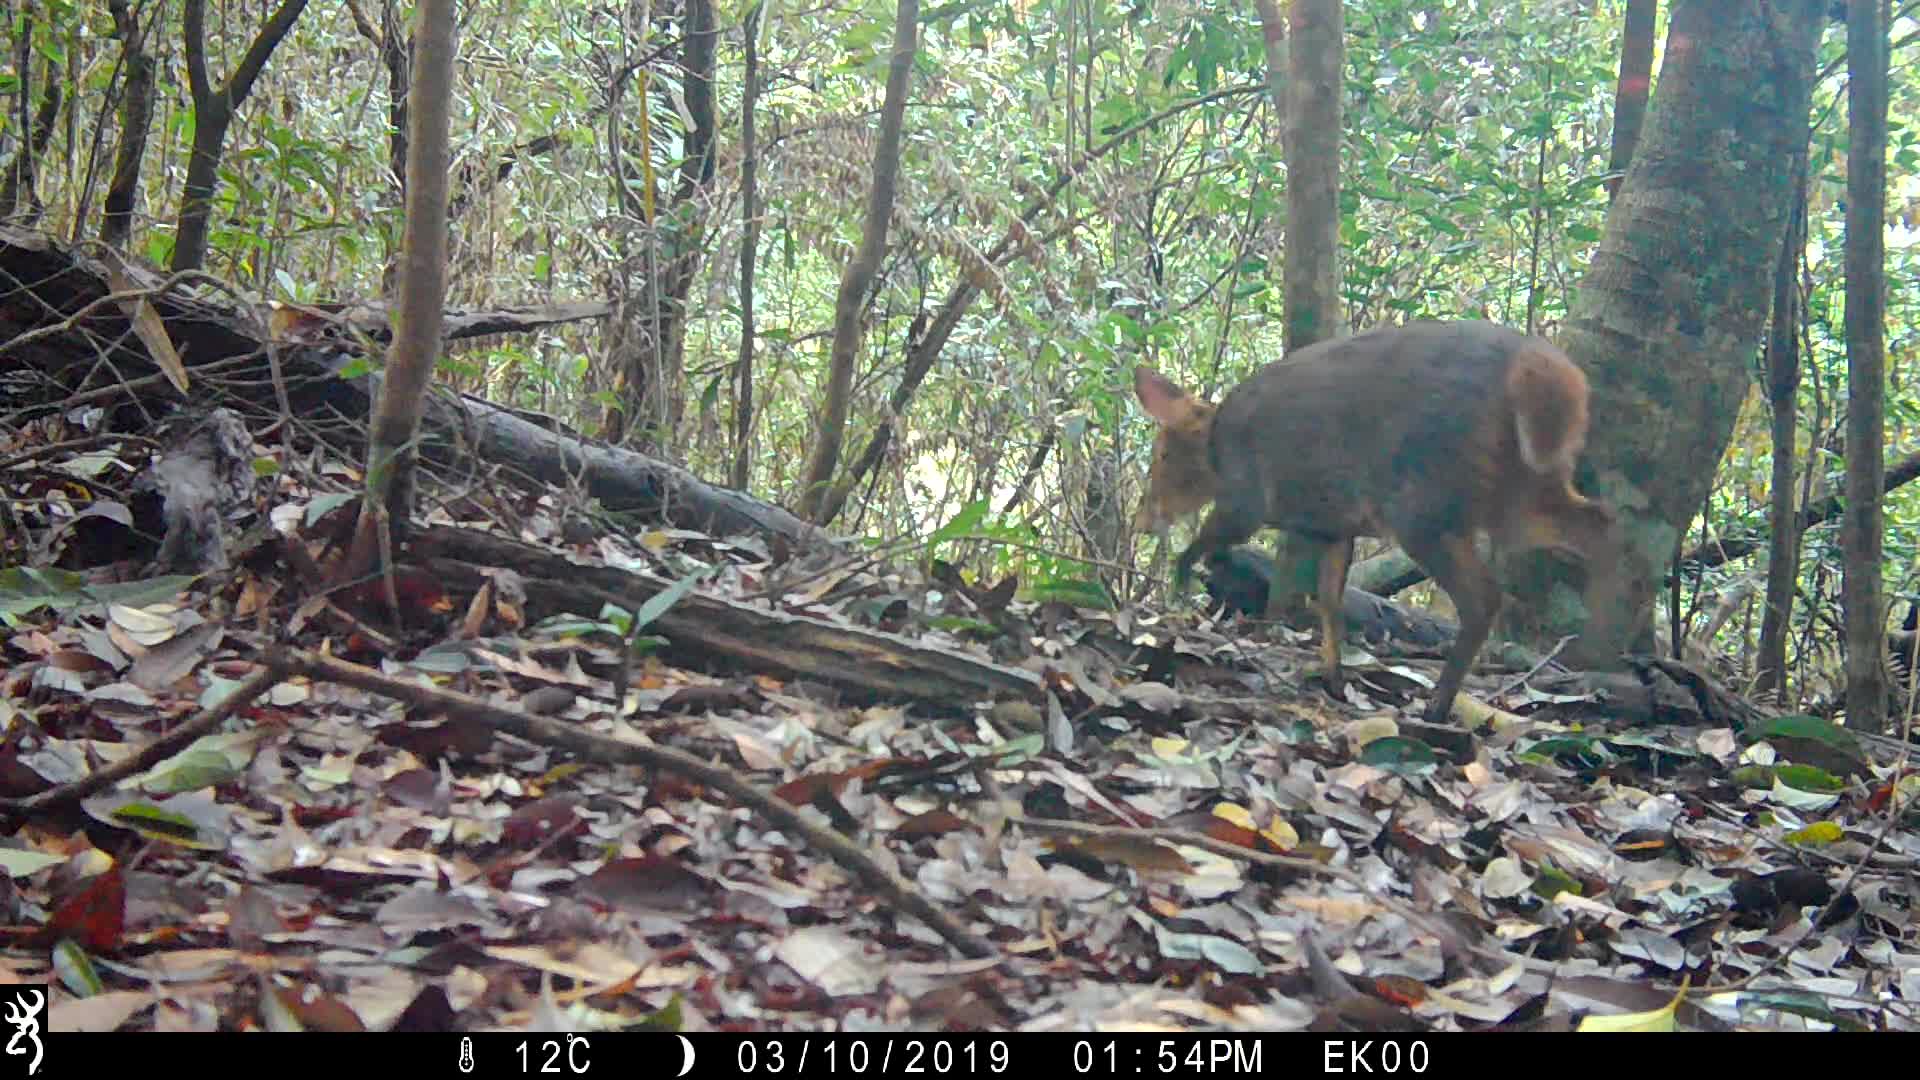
(53, 938, 105, 997)
(928, 499, 991, 548)
(88, 575, 200, 608)
(1773, 764, 1843, 793)
(1518, 735, 1608, 768)
(1752, 714, 1862, 754)
(632, 991, 686, 1032)
(1023, 577, 1115, 610)
(838, 21, 886, 54)
(1740, 989, 1865, 1030)
(1358, 736, 1440, 775)
(0, 569, 198, 625)
(632, 568, 711, 632)
(305, 491, 358, 526)
(0, 566, 94, 623)
(1783, 821, 1844, 846)
(108, 801, 211, 845)
(1530, 864, 1582, 900)
(140, 748, 246, 795)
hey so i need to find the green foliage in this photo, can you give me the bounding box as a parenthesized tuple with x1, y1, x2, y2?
(12, 0, 1920, 706)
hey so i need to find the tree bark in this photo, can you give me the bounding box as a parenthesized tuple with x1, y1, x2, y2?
(1757, 154, 1807, 701)
(601, 0, 719, 448)
(1842, 0, 1888, 730)
(171, 0, 311, 272)
(1252, 0, 1343, 623)
(795, 0, 918, 522)
(1605, 0, 1658, 201)
(360, 0, 455, 556)
(1279, 0, 1342, 352)
(731, 2, 764, 492)
(343, 0, 412, 293)
(100, 0, 157, 250)
(1538, 0, 1826, 669)
(0, 65, 62, 219)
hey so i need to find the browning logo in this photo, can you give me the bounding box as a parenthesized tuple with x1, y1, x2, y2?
(2, 988, 42, 1077)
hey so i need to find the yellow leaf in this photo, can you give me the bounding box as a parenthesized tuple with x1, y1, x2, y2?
(1151, 736, 1190, 758)
(1211, 803, 1255, 830)
(1261, 818, 1300, 851)
(1211, 802, 1298, 851)
(1784, 821, 1844, 846)
(1576, 976, 1689, 1032)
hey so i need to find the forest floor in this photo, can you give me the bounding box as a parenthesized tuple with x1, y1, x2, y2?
(2, 416, 1917, 1035)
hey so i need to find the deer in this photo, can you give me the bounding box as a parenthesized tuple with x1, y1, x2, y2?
(1133, 320, 1626, 725)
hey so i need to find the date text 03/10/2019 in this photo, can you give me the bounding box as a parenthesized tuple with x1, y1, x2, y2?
(733, 1037, 1013, 1074)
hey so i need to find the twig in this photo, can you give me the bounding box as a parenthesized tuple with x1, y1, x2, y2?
(734, 533, 921, 603)
(1494, 634, 1575, 699)
(284, 648, 997, 960)
(0, 432, 160, 472)
(0, 658, 289, 817)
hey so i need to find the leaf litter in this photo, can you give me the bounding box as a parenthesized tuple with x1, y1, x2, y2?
(0, 475, 1916, 1035)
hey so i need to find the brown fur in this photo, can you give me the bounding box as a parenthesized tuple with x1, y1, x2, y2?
(1133, 321, 1623, 725)
(1504, 342, 1590, 474)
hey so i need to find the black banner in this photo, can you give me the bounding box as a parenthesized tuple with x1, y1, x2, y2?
(22, 1029, 1796, 1078)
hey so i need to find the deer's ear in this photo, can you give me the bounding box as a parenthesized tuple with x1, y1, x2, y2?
(1134, 367, 1191, 424)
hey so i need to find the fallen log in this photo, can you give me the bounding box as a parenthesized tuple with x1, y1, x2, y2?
(413, 526, 1044, 710)
(0, 224, 831, 551)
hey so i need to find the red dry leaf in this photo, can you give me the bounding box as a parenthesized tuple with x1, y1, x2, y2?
(46, 866, 126, 952)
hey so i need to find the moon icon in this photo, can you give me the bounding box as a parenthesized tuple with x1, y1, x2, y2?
(676, 1034, 696, 1077)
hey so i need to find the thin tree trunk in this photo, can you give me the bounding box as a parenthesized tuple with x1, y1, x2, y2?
(0, 66, 62, 219)
(1250, 0, 1343, 622)
(1757, 154, 1808, 701)
(1605, 0, 1657, 200)
(601, 0, 719, 448)
(381, 0, 409, 200)
(100, 0, 156, 249)
(658, 0, 718, 437)
(378, 0, 411, 294)
(171, 0, 311, 272)
(1252, 0, 1286, 136)
(7, 1, 33, 215)
(795, 0, 918, 522)
(730, 2, 764, 492)
(1842, 0, 1888, 730)
(360, 0, 455, 554)
(1279, 0, 1342, 352)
